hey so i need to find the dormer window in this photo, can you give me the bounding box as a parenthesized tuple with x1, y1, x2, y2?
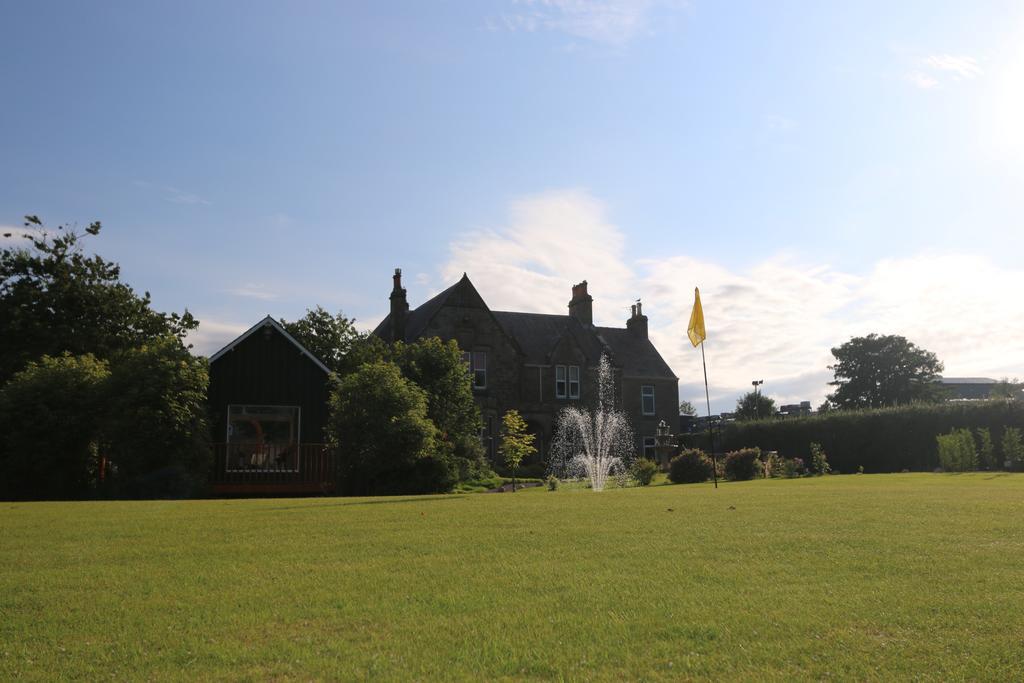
(568, 365, 580, 399)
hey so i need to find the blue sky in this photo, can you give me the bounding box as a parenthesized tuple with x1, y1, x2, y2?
(3, 1, 1023, 412)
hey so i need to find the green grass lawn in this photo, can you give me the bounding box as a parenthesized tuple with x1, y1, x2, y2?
(2, 474, 1023, 681)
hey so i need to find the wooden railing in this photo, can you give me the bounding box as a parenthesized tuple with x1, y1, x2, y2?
(210, 443, 337, 494)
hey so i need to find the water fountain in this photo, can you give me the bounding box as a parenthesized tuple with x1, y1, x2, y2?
(550, 354, 636, 491)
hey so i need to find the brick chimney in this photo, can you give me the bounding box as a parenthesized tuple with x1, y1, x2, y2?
(568, 280, 593, 326)
(389, 267, 409, 342)
(627, 300, 648, 339)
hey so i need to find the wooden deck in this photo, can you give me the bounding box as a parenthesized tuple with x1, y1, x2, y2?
(210, 443, 337, 496)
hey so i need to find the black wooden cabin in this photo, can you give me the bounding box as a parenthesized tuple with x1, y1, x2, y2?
(207, 316, 335, 495)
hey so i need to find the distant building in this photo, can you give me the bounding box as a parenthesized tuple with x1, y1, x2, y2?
(373, 270, 679, 465)
(779, 401, 812, 417)
(939, 377, 999, 401)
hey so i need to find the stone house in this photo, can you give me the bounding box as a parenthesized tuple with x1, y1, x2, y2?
(372, 269, 679, 468)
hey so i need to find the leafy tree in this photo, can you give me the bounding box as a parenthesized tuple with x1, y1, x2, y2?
(0, 354, 110, 500)
(679, 400, 698, 417)
(498, 409, 536, 492)
(327, 361, 452, 495)
(0, 216, 197, 384)
(827, 334, 944, 409)
(280, 307, 363, 375)
(103, 337, 210, 497)
(735, 391, 776, 420)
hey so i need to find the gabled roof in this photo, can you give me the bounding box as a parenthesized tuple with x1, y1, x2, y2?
(594, 326, 677, 379)
(372, 274, 523, 354)
(208, 315, 331, 374)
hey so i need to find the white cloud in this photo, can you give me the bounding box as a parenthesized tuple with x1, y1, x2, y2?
(906, 53, 983, 89)
(439, 189, 1024, 413)
(923, 54, 983, 80)
(186, 318, 250, 356)
(497, 0, 687, 46)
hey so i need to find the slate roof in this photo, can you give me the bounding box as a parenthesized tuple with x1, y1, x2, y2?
(372, 274, 677, 381)
(490, 311, 604, 365)
(372, 277, 466, 342)
(594, 326, 677, 379)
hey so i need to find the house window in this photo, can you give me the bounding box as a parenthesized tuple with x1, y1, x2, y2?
(641, 385, 655, 415)
(568, 365, 580, 399)
(555, 365, 567, 398)
(226, 405, 300, 471)
(461, 350, 487, 390)
(472, 351, 487, 390)
(643, 436, 656, 460)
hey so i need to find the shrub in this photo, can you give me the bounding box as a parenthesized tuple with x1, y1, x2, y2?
(0, 353, 110, 500)
(669, 449, 714, 484)
(632, 458, 658, 486)
(937, 428, 976, 472)
(724, 448, 761, 481)
(809, 442, 831, 475)
(762, 451, 782, 478)
(546, 474, 559, 491)
(975, 428, 995, 470)
(781, 457, 804, 478)
(1002, 427, 1024, 470)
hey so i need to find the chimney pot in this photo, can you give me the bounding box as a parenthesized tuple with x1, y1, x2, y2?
(568, 279, 594, 326)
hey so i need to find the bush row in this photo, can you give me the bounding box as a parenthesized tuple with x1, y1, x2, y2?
(681, 401, 1024, 473)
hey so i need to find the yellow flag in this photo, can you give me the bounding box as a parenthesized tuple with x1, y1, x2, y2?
(687, 287, 706, 347)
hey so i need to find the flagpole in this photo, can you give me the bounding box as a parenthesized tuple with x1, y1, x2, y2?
(701, 341, 718, 488)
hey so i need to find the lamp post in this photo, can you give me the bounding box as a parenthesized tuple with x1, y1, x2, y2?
(752, 379, 764, 419)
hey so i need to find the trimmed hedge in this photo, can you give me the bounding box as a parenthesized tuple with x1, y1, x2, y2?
(683, 401, 1024, 474)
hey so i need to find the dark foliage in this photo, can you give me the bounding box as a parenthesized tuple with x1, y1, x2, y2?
(735, 391, 776, 420)
(826, 334, 944, 409)
(693, 401, 1024, 473)
(102, 337, 211, 498)
(724, 448, 761, 481)
(668, 448, 714, 484)
(0, 217, 197, 384)
(0, 354, 109, 500)
(327, 361, 455, 495)
(280, 306, 364, 376)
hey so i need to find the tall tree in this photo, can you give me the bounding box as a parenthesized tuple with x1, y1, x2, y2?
(280, 307, 363, 375)
(679, 400, 698, 417)
(326, 361, 451, 495)
(735, 391, 776, 420)
(0, 216, 197, 383)
(826, 334, 944, 409)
